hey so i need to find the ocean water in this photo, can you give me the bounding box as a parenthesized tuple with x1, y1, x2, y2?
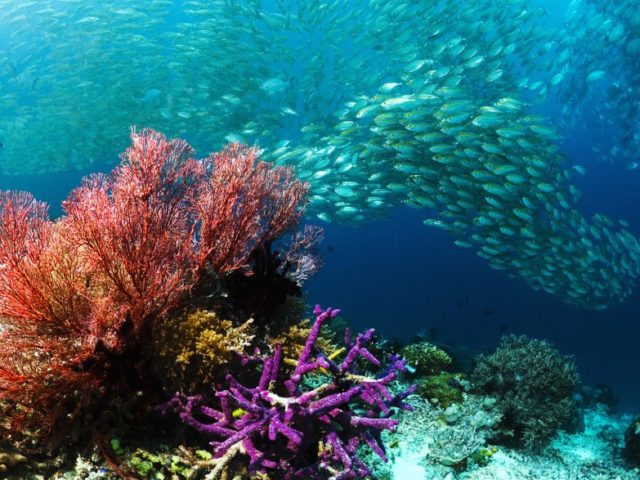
(1, 0, 639, 477)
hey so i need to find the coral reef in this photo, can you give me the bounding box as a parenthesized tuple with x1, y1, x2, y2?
(3, 374, 638, 480)
(415, 372, 465, 409)
(387, 391, 502, 477)
(402, 341, 452, 376)
(0, 129, 308, 450)
(151, 308, 256, 394)
(385, 387, 640, 480)
(624, 415, 640, 466)
(161, 305, 415, 479)
(471, 334, 580, 451)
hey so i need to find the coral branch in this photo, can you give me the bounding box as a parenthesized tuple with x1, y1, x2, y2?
(192, 143, 308, 275)
(63, 129, 200, 345)
(163, 305, 414, 479)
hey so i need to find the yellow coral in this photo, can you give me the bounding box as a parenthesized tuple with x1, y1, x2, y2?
(151, 309, 255, 393)
(266, 296, 340, 367)
(267, 319, 336, 369)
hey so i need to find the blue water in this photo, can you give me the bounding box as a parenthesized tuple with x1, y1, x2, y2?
(307, 132, 640, 411)
(1, 0, 639, 415)
(308, 203, 640, 412)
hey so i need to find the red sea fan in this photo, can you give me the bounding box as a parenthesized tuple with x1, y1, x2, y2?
(63, 130, 201, 348)
(0, 129, 309, 449)
(0, 192, 97, 444)
(192, 143, 308, 275)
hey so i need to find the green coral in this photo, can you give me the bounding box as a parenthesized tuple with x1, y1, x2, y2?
(122, 444, 216, 479)
(128, 451, 158, 477)
(110, 438, 124, 457)
(195, 449, 212, 461)
(416, 372, 464, 408)
(470, 446, 498, 467)
(402, 341, 451, 376)
(402, 341, 462, 408)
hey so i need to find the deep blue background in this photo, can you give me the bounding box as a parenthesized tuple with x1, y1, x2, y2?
(306, 156, 640, 412)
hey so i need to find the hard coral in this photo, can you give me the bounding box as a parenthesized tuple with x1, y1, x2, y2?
(151, 308, 256, 394)
(392, 394, 502, 472)
(472, 334, 579, 451)
(162, 305, 415, 480)
(416, 372, 464, 408)
(0, 129, 308, 450)
(402, 341, 452, 376)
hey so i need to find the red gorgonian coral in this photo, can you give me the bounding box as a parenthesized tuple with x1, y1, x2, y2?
(0, 129, 308, 449)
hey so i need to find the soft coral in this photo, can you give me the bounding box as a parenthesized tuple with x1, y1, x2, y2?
(0, 129, 308, 450)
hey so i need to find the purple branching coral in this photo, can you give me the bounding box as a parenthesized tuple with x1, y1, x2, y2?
(161, 305, 415, 479)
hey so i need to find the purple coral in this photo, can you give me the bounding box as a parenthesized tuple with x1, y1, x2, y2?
(161, 305, 415, 479)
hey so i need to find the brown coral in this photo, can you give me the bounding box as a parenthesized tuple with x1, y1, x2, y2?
(151, 309, 255, 394)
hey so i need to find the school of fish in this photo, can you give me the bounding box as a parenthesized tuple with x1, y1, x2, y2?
(551, 0, 640, 170)
(0, 0, 638, 309)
